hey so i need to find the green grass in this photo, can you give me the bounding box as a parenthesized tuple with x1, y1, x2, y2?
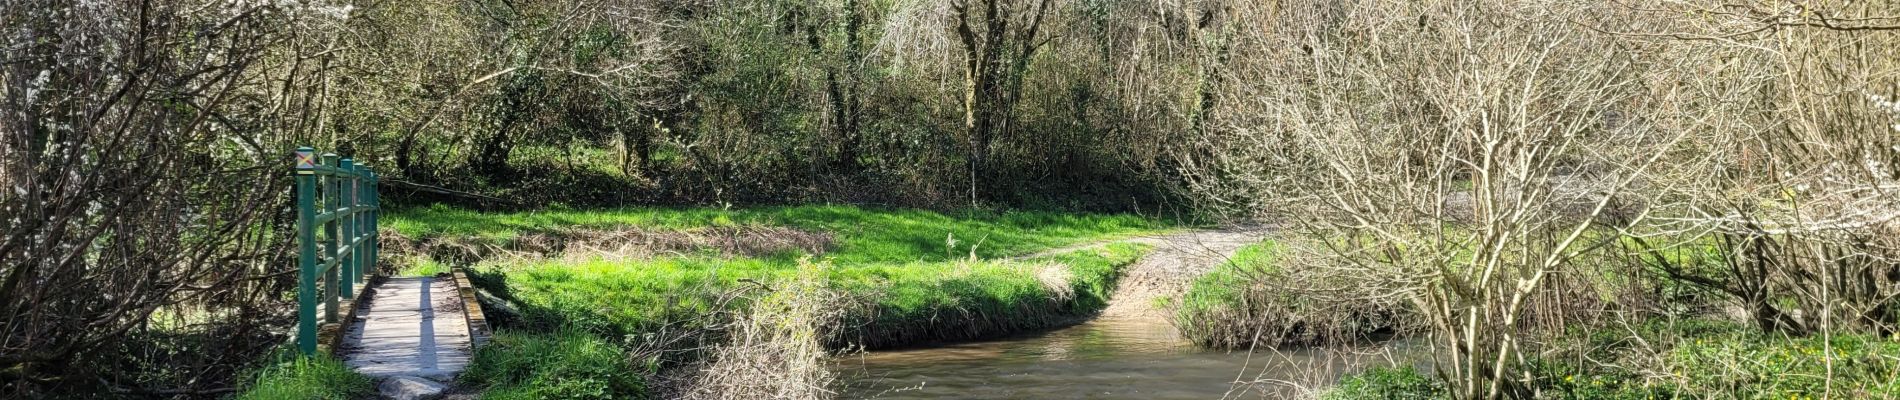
(478, 255, 789, 334)
(1176, 240, 1284, 319)
(397, 256, 450, 277)
(1320, 319, 1900, 399)
(477, 243, 1150, 346)
(1527, 319, 1900, 399)
(457, 243, 1158, 398)
(1318, 366, 1443, 400)
(400, 204, 1174, 338)
(1173, 239, 1406, 348)
(235, 353, 373, 400)
(398, 205, 1171, 396)
(1173, 240, 1292, 347)
(462, 329, 652, 400)
(386, 204, 1171, 262)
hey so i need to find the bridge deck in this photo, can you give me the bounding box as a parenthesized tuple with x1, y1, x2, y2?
(339, 276, 473, 382)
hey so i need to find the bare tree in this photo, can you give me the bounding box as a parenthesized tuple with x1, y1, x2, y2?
(0, 0, 351, 394)
(1189, 0, 1687, 397)
(949, 0, 1054, 204)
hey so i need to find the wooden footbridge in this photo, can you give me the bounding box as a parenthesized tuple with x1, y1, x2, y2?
(292, 147, 489, 398)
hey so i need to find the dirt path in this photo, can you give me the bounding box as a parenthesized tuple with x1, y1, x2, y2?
(1029, 226, 1270, 320)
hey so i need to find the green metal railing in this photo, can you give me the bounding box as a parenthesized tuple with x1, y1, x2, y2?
(293, 147, 381, 355)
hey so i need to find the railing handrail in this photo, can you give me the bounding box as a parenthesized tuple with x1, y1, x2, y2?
(293, 147, 380, 355)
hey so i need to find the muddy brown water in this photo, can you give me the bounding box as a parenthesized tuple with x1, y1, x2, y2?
(833, 317, 1424, 399)
(837, 230, 1423, 399)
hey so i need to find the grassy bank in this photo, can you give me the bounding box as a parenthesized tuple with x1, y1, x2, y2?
(1174, 241, 1288, 347)
(386, 204, 1165, 262)
(384, 205, 1169, 397)
(1173, 239, 1408, 349)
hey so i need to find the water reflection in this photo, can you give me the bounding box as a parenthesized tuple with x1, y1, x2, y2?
(834, 318, 1422, 399)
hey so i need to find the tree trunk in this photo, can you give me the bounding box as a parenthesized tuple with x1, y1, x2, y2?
(952, 0, 1053, 204)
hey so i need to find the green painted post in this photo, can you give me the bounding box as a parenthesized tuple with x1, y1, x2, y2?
(323, 153, 341, 323)
(355, 165, 369, 283)
(339, 158, 357, 299)
(363, 167, 378, 279)
(374, 169, 382, 275)
(294, 147, 319, 355)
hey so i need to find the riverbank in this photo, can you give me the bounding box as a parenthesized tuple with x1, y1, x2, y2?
(1171, 231, 1900, 399)
(369, 205, 1175, 398)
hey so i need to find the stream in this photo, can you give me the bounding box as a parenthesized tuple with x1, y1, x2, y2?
(833, 317, 1424, 399)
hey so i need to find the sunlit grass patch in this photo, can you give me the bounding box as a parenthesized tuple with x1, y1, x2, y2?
(387, 204, 1172, 263)
(462, 329, 652, 400)
(1174, 239, 1408, 348)
(1173, 240, 1288, 347)
(1318, 366, 1442, 400)
(476, 256, 786, 334)
(235, 353, 372, 400)
(398, 205, 1171, 397)
(1524, 319, 1900, 399)
(397, 257, 449, 277)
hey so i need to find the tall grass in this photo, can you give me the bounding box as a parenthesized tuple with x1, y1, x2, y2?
(476, 256, 787, 335)
(462, 329, 653, 400)
(681, 262, 841, 399)
(235, 353, 372, 400)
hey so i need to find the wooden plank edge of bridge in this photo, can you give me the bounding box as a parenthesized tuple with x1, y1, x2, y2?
(314, 276, 379, 356)
(309, 267, 492, 359)
(451, 267, 493, 349)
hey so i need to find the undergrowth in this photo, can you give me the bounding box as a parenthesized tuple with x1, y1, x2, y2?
(1323, 318, 1900, 399)
(1318, 366, 1442, 400)
(461, 330, 653, 400)
(1174, 240, 1406, 348)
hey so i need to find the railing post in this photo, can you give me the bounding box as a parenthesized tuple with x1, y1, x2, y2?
(294, 147, 319, 356)
(363, 166, 378, 279)
(323, 153, 341, 323)
(339, 158, 357, 300)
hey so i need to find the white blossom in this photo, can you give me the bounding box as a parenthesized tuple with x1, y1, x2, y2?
(23, 70, 50, 105)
